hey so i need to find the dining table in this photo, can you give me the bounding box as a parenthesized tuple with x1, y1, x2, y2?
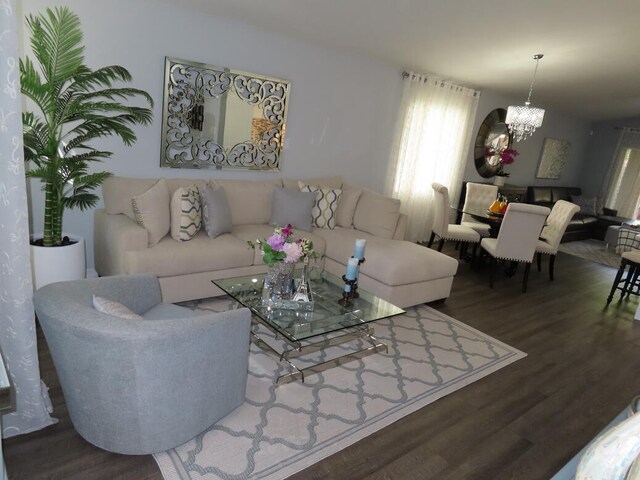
(455, 205, 505, 238)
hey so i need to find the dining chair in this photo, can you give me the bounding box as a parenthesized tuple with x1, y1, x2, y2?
(428, 182, 481, 258)
(607, 248, 640, 304)
(461, 182, 499, 237)
(480, 203, 550, 292)
(535, 200, 580, 280)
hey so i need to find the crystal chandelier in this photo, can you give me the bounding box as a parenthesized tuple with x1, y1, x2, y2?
(506, 54, 545, 142)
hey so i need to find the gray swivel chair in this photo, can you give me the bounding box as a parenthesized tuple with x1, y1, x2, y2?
(33, 273, 251, 455)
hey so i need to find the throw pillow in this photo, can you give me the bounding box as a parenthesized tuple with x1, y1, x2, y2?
(201, 185, 233, 238)
(353, 189, 401, 239)
(336, 183, 363, 228)
(170, 185, 202, 241)
(570, 195, 598, 216)
(93, 295, 143, 320)
(269, 187, 316, 232)
(131, 178, 170, 246)
(299, 182, 342, 229)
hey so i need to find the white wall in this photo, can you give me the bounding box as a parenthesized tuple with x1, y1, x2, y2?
(462, 89, 592, 195)
(21, 0, 403, 268)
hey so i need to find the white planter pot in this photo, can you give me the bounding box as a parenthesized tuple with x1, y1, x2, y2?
(30, 233, 86, 290)
(493, 176, 506, 186)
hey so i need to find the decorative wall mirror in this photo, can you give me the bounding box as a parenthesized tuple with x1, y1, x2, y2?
(160, 57, 290, 171)
(473, 108, 513, 178)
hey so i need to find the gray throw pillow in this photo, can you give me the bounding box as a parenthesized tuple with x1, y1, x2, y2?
(270, 187, 315, 232)
(201, 185, 232, 238)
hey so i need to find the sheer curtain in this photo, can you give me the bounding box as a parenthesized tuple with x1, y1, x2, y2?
(1, 0, 57, 436)
(386, 72, 480, 242)
(601, 128, 640, 219)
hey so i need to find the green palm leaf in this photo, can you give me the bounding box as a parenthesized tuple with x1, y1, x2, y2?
(21, 6, 153, 247)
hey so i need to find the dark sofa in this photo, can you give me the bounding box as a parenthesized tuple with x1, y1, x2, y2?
(526, 186, 629, 242)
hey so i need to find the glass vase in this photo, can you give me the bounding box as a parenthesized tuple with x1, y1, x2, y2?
(266, 262, 296, 299)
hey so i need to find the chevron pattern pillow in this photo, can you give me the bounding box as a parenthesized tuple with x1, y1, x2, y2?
(299, 183, 342, 229)
(170, 185, 202, 241)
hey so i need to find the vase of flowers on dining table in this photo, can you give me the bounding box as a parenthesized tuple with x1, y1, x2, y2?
(486, 146, 519, 185)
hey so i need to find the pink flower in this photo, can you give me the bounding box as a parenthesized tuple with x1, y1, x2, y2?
(280, 224, 293, 237)
(282, 242, 303, 263)
(266, 234, 286, 251)
(500, 148, 519, 165)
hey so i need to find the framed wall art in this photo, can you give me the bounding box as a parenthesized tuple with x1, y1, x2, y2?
(161, 57, 290, 171)
(536, 137, 570, 179)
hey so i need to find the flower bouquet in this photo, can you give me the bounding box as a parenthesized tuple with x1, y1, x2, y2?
(250, 224, 314, 266)
(249, 225, 315, 304)
(486, 146, 519, 177)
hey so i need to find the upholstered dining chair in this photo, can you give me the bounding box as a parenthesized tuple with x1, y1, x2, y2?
(428, 182, 481, 258)
(480, 203, 550, 292)
(607, 248, 640, 304)
(535, 200, 580, 280)
(461, 182, 499, 237)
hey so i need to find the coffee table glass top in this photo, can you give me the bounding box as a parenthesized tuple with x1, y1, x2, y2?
(213, 271, 404, 343)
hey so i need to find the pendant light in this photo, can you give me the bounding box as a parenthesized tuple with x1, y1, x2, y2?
(506, 54, 545, 142)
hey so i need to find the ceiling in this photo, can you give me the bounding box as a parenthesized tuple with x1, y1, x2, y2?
(163, 0, 640, 122)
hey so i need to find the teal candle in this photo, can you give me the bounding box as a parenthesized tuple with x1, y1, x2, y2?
(343, 283, 351, 293)
(353, 239, 366, 260)
(345, 257, 359, 280)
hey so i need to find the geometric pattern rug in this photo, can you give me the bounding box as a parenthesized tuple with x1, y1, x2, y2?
(558, 238, 621, 269)
(154, 297, 526, 480)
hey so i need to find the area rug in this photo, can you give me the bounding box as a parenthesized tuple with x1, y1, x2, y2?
(154, 297, 526, 480)
(558, 238, 621, 269)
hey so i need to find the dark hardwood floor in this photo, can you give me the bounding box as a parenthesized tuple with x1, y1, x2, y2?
(6, 245, 640, 480)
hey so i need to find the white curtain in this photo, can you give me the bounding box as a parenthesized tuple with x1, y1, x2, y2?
(386, 72, 480, 242)
(0, 0, 57, 436)
(601, 128, 640, 219)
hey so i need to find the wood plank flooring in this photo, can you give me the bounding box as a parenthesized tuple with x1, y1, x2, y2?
(5, 245, 640, 480)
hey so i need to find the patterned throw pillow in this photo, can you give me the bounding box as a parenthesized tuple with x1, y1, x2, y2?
(170, 185, 202, 241)
(299, 182, 343, 229)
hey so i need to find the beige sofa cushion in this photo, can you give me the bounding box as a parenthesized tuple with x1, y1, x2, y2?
(103, 177, 208, 218)
(123, 231, 253, 276)
(170, 185, 202, 241)
(313, 227, 457, 286)
(231, 224, 327, 265)
(352, 190, 401, 239)
(131, 178, 170, 246)
(335, 183, 362, 228)
(213, 179, 279, 225)
(282, 176, 342, 191)
(104, 177, 158, 218)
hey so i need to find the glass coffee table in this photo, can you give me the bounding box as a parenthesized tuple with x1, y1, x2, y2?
(213, 271, 404, 385)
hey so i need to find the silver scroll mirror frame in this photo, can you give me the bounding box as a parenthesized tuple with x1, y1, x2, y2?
(160, 57, 290, 171)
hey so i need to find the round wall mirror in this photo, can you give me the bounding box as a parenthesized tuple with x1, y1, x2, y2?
(473, 108, 513, 178)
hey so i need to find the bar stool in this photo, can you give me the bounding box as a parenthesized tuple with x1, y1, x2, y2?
(607, 249, 640, 304)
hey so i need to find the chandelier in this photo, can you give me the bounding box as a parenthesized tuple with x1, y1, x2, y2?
(506, 54, 545, 142)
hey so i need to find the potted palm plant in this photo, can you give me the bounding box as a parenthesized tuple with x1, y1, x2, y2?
(21, 6, 153, 289)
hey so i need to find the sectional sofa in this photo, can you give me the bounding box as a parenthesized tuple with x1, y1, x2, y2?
(94, 176, 459, 307)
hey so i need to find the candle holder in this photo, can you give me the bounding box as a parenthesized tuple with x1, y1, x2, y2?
(338, 256, 365, 305)
(338, 288, 353, 307)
